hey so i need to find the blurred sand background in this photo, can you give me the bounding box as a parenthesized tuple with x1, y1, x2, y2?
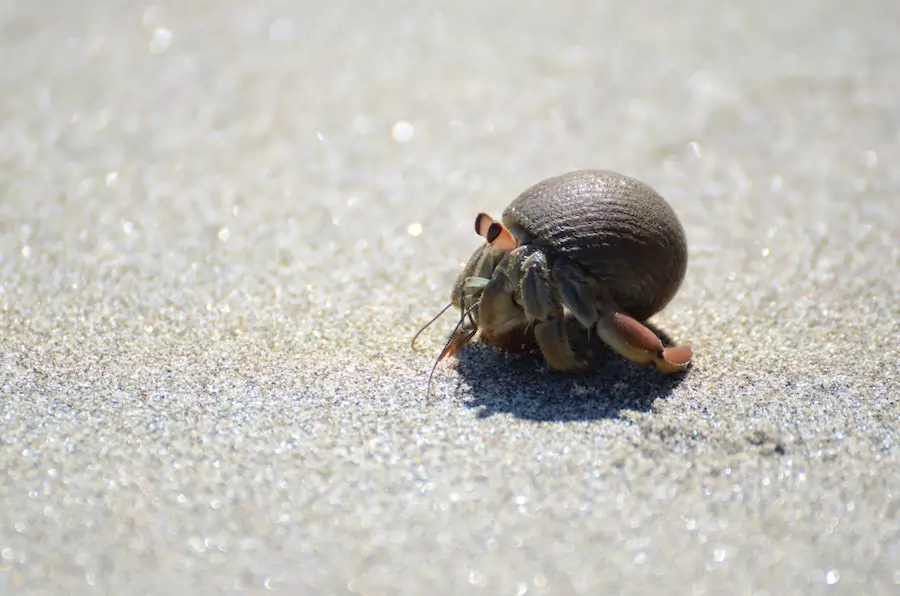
(0, 1, 898, 594)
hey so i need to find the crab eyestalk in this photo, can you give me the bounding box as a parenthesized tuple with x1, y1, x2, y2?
(475, 213, 518, 250)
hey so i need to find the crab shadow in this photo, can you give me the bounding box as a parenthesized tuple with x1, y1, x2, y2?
(453, 318, 688, 422)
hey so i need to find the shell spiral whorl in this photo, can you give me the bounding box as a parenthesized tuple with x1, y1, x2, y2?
(501, 169, 688, 321)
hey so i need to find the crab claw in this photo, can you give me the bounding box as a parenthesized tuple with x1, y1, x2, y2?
(595, 309, 692, 374)
(474, 213, 518, 251)
(425, 324, 479, 397)
(436, 326, 478, 364)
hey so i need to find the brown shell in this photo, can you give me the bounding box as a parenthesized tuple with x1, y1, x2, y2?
(501, 169, 688, 321)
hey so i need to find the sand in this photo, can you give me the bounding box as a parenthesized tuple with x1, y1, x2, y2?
(0, 1, 897, 594)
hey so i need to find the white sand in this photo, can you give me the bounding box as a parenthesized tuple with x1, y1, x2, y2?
(1, 1, 897, 594)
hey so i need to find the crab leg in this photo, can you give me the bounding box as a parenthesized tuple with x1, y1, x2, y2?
(534, 317, 583, 372)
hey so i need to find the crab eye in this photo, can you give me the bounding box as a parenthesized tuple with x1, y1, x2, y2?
(474, 213, 492, 236)
(486, 222, 502, 244)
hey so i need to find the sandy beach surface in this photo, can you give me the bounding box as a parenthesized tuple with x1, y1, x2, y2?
(1, 1, 898, 594)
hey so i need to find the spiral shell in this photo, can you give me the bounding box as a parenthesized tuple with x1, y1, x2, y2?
(501, 169, 687, 321)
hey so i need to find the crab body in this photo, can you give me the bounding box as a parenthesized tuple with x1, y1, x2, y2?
(449, 169, 692, 373)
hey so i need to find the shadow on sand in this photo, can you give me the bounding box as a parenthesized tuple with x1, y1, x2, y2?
(452, 317, 688, 422)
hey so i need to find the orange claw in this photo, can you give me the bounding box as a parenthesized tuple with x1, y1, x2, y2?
(658, 344, 693, 373)
(426, 325, 478, 397)
(597, 310, 693, 374)
(438, 326, 478, 362)
(610, 312, 666, 355)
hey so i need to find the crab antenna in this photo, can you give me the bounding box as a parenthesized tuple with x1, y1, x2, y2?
(411, 302, 454, 350)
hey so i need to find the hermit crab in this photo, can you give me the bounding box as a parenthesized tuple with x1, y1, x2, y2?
(413, 169, 693, 391)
